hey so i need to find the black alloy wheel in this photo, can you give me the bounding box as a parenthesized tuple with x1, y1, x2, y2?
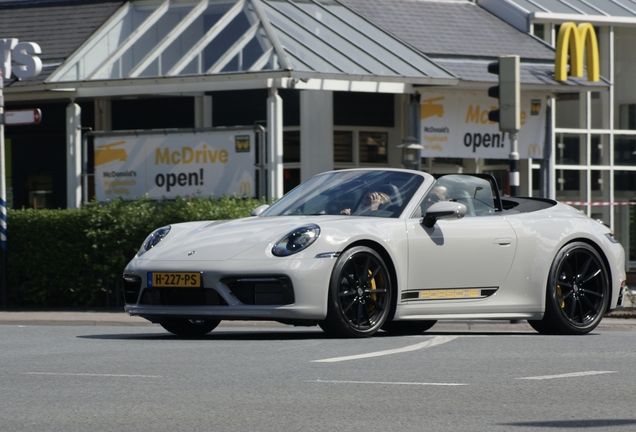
(529, 242, 609, 335)
(319, 246, 392, 338)
(159, 318, 221, 337)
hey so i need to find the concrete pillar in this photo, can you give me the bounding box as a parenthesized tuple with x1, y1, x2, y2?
(300, 90, 333, 182)
(94, 99, 111, 131)
(195, 95, 212, 128)
(267, 87, 283, 200)
(66, 102, 81, 208)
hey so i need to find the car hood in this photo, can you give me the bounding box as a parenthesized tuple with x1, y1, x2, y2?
(136, 215, 347, 261)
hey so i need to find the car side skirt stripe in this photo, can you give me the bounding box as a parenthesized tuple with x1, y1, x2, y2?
(401, 288, 498, 301)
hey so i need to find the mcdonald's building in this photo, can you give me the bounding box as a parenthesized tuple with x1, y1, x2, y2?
(1, 0, 635, 279)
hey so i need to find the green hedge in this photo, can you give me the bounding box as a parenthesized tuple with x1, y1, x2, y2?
(3, 196, 267, 309)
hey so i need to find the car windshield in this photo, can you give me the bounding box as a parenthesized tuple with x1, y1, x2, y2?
(261, 170, 424, 218)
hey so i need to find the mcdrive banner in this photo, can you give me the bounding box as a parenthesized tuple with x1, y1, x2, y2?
(94, 130, 254, 201)
(420, 92, 546, 159)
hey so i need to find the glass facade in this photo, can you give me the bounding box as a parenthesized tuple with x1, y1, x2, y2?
(49, 0, 454, 83)
(531, 22, 636, 271)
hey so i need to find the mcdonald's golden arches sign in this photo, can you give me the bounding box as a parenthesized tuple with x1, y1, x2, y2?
(555, 22, 599, 82)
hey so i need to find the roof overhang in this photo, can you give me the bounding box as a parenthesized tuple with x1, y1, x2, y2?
(4, 69, 459, 102)
(478, 0, 636, 32)
(531, 12, 636, 26)
(4, 0, 457, 102)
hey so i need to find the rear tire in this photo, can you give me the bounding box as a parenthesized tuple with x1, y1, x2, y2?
(382, 320, 437, 335)
(529, 242, 609, 335)
(319, 246, 392, 338)
(160, 318, 220, 336)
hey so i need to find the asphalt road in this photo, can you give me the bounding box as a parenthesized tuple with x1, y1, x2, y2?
(1, 318, 636, 432)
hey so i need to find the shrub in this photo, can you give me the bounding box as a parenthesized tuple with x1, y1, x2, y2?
(2, 196, 267, 309)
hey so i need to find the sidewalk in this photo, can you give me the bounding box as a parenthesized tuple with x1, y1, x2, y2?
(0, 311, 152, 326)
(0, 310, 635, 330)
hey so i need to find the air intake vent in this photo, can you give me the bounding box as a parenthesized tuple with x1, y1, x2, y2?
(222, 276, 295, 305)
(122, 274, 142, 304)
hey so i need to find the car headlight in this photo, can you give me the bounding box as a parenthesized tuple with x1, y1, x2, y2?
(272, 224, 320, 257)
(138, 226, 171, 256)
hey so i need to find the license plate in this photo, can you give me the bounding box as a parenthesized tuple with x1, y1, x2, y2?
(148, 272, 202, 288)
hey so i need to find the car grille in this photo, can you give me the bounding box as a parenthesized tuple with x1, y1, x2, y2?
(139, 288, 228, 306)
(221, 276, 295, 305)
(122, 274, 142, 304)
(126, 275, 295, 306)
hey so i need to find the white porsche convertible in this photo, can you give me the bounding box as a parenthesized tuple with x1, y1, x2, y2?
(123, 169, 627, 337)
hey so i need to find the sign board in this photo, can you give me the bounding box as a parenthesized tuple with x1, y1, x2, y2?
(1, 38, 42, 80)
(4, 109, 41, 125)
(94, 130, 255, 201)
(420, 92, 546, 159)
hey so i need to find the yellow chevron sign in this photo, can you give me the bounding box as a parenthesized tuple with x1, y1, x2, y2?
(95, 141, 127, 166)
(555, 22, 599, 82)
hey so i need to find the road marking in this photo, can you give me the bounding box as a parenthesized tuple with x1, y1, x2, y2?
(309, 379, 467, 386)
(312, 335, 458, 363)
(517, 371, 618, 380)
(23, 372, 163, 378)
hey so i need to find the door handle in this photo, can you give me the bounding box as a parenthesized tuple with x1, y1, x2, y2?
(494, 237, 513, 246)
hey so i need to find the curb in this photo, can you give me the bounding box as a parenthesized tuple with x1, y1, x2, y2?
(0, 311, 634, 330)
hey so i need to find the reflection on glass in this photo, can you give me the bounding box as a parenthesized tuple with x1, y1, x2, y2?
(590, 92, 607, 130)
(531, 167, 544, 197)
(556, 133, 586, 165)
(613, 171, 636, 268)
(533, 23, 546, 42)
(614, 171, 636, 198)
(614, 205, 636, 268)
(334, 131, 353, 163)
(614, 136, 636, 166)
(283, 168, 300, 194)
(614, 27, 636, 130)
(283, 131, 300, 163)
(591, 134, 610, 165)
(591, 170, 610, 202)
(556, 169, 586, 203)
(555, 93, 584, 129)
(359, 132, 388, 164)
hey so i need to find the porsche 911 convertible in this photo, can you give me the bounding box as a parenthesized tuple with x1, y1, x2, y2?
(123, 168, 627, 337)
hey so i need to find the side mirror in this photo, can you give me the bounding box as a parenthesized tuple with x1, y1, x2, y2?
(421, 202, 467, 228)
(251, 204, 270, 217)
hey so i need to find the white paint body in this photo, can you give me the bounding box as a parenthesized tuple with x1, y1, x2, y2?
(124, 169, 626, 324)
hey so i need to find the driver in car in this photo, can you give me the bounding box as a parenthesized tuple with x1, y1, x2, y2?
(340, 191, 391, 215)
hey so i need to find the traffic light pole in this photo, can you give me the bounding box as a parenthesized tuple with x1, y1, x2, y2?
(487, 55, 520, 197)
(0, 69, 7, 309)
(509, 132, 519, 197)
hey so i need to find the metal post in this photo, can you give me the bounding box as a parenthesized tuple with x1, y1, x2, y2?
(267, 87, 283, 200)
(0, 68, 7, 309)
(408, 94, 422, 171)
(509, 131, 519, 197)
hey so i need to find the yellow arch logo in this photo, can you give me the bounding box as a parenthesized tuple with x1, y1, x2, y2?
(527, 143, 542, 157)
(555, 22, 599, 82)
(239, 181, 252, 196)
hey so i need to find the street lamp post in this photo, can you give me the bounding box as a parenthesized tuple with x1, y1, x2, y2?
(397, 136, 424, 171)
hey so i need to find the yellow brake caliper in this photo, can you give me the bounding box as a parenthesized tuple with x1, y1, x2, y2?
(368, 269, 377, 311)
(557, 284, 565, 309)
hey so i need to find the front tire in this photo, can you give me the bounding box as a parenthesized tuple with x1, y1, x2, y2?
(529, 242, 609, 335)
(160, 318, 221, 337)
(319, 246, 392, 338)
